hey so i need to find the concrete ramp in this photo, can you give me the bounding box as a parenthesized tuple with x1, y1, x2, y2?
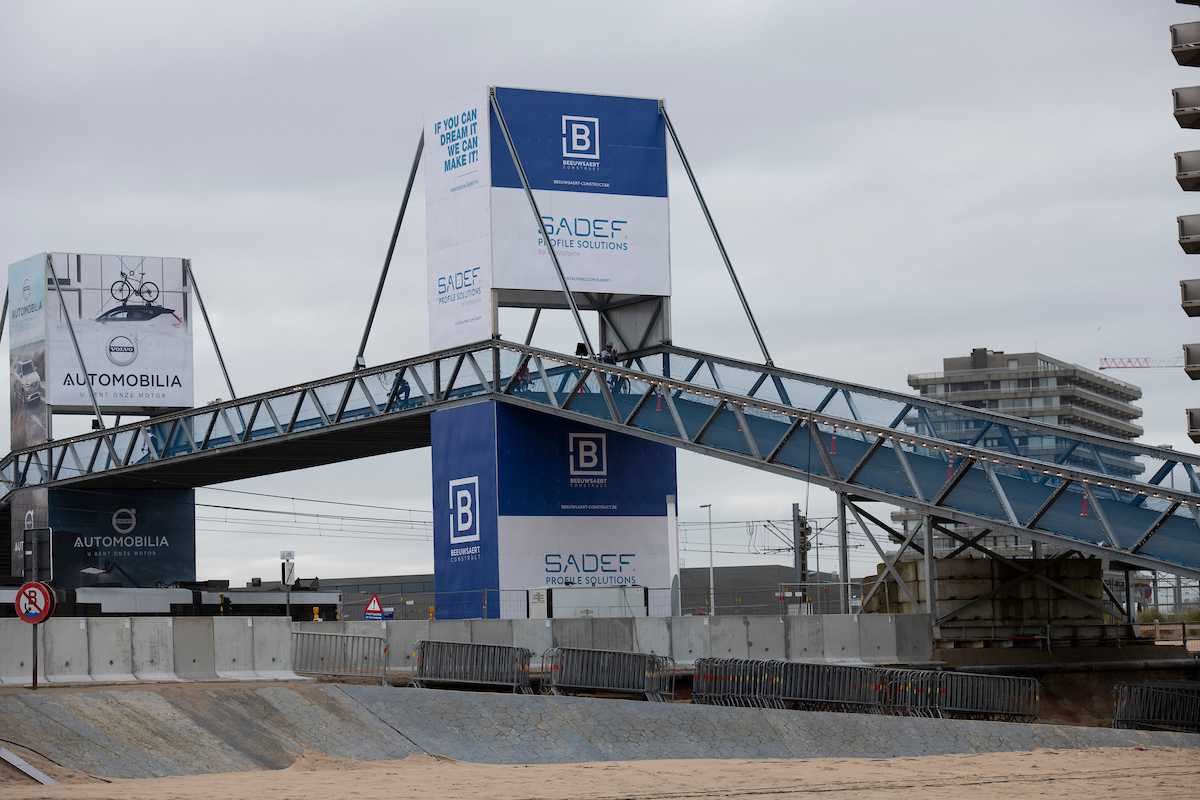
(0, 683, 1195, 780)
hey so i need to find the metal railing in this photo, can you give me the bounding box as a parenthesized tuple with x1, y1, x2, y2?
(691, 659, 1039, 722)
(410, 640, 533, 693)
(777, 582, 861, 615)
(937, 672, 1040, 723)
(6, 339, 1200, 579)
(1112, 682, 1200, 733)
(291, 631, 388, 685)
(542, 647, 675, 701)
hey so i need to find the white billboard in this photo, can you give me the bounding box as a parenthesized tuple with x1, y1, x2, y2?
(424, 87, 671, 351)
(9, 253, 194, 417)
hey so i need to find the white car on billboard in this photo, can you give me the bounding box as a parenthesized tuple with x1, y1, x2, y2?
(11, 357, 42, 403)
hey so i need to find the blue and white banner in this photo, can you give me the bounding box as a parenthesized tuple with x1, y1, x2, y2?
(432, 401, 678, 617)
(424, 87, 670, 350)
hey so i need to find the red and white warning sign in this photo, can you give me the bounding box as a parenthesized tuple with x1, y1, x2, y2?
(364, 594, 383, 620)
(16, 581, 55, 624)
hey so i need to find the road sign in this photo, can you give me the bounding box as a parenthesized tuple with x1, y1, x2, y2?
(16, 582, 54, 624)
(1140, 583, 1153, 599)
(280, 550, 294, 561)
(364, 594, 383, 620)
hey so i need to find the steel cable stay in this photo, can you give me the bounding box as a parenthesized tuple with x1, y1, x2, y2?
(3, 339, 1200, 579)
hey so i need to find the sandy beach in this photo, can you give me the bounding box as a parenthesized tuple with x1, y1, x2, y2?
(3, 746, 1199, 800)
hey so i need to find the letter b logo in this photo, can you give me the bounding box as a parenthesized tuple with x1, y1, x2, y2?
(561, 116, 599, 160)
(569, 433, 607, 475)
(448, 477, 480, 544)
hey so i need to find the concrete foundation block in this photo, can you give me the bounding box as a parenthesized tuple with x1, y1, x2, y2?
(214, 617, 257, 680)
(746, 616, 786, 660)
(173, 617, 217, 680)
(708, 616, 748, 658)
(43, 617, 92, 683)
(131, 617, 179, 681)
(0, 618, 45, 685)
(856, 614, 899, 662)
(252, 616, 298, 680)
(667, 616, 710, 664)
(512, 619, 554, 668)
(387, 620, 429, 668)
(631, 617, 671, 658)
(591, 618, 634, 652)
(471, 619, 514, 646)
(550, 618, 593, 649)
(783, 615, 823, 660)
(821, 615, 861, 661)
(87, 617, 136, 682)
(427, 619, 472, 643)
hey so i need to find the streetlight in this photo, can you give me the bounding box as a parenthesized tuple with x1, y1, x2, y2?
(700, 504, 714, 616)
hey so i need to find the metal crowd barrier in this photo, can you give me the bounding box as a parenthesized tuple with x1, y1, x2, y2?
(692, 658, 784, 708)
(292, 631, 388, 686)
(542, 647, 676, 702)
(937, 672, 1039, 723)
(691, 659, 1038, 722)
(410, 640, 533, 694)
(778, 663, 885, 714)
(1112, 681, 1200, 733)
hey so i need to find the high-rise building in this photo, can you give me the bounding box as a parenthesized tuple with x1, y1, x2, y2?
(906, 347, 1144, 478)
(894, 347, 1145, 556)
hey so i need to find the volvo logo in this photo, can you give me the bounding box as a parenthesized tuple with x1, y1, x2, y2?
(111, 508, 137, 534)
(21, 278, 30, 301)
(106, 334, 138, 366)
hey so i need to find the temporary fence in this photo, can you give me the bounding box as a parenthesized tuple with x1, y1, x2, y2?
(691, 659, 785, 708)
(542, 647, 676, 701)
(410, 640, 534, 693)
(1112, 681, 1200, 733)
(292, 631, 388, 685)
(691, 658, 1038, 722)
(937, 672, 1040, 723)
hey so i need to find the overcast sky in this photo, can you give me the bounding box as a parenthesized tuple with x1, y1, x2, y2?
(2, 2, 1198, 584)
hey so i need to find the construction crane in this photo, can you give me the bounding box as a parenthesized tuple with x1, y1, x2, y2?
(1098, 357, 1184, 370)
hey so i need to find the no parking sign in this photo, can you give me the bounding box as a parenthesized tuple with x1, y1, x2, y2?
(1139, 583, 1153, 600)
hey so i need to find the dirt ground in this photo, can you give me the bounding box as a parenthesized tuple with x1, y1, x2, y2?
(2, 747, 1199, 799)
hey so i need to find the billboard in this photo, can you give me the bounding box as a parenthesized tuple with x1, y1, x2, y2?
(8, 255, 48, 449)
(425, 87, 670, 350)
(432, 401, 678, 618)
(8, 253, 193, 417)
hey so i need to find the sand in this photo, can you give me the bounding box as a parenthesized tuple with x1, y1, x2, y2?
(2, 746, 1199, 800)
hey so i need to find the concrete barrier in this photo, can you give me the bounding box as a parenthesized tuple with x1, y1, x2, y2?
(173, 617, 217, 680)
(343, 621, 388, 638)
(708, 616, 749, 658)
(512, 619, 554, 668)
(387, 620, 428, 669)
(131, 617, 179, 681)
(550, 618, 593, 649)
(251, 616, 298, 680)
(592, 617, 634, 652)
(632, 617, 671, 657)
(783, 615, 823, 660)
(893, 614, 934, 662)
(213, 617, 257, 680)
(821, 615, 861, 661)
(87, 618, 136, 682)
(427, 619, 472, 642)
(471, 619, 514, 645)
(0, 619, 45, 685)
(746, 616, 786, 660)
(43, 618, 92, 683)
(667, 617, 710, 664)
(857, 614, 903, 663)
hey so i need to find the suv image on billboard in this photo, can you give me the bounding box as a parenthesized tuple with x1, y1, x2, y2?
(12, 357, 42, 403)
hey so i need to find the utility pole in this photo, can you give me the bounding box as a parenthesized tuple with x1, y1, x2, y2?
(793, 504, 812, 609)
(700, 504, 714, 616)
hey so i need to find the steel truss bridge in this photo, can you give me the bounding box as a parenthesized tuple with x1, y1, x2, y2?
(4, 338, 1200, 628)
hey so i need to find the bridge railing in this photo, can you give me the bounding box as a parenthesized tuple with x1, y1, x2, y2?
(6, 339, 1200, 579)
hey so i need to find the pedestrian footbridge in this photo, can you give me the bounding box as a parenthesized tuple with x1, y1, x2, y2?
(4, 339, 1200, 579)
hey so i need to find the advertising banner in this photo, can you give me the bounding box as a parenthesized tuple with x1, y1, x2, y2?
(9, 253, 194, 416)
(424, 87, 670, 351)
(49, 488, 196, 589)
(425, 89, 494, 352)
(432, 401, 677, 618)
(8, 255, 48, 449)
(44, 253, 193, 413)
